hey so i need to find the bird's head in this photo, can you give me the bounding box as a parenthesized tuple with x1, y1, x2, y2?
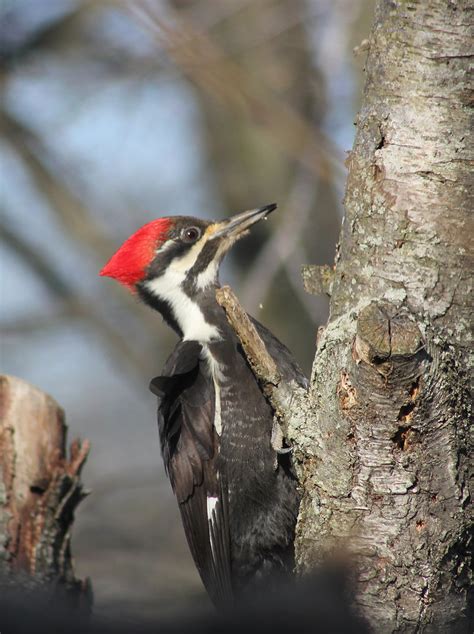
(100, 204, 276, 339)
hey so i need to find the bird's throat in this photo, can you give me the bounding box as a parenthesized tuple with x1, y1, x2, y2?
(140, 272, 222, 343)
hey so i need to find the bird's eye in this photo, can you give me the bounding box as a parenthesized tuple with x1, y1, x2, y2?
(181, 226, 201, 243)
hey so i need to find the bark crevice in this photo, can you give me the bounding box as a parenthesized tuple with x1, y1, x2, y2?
(291, 1, 473, 630)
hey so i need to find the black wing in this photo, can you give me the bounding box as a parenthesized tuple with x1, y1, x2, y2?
(250, 317, 309, 390)
(150, 341, 233, 606)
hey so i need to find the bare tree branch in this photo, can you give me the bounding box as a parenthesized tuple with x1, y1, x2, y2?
(0, 108, 162, 335)
(127, 1, 345, 184)
(216, 285, 307, 434)
(0, 309, 76, 335)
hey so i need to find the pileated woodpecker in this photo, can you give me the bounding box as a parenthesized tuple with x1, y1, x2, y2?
(100, 204, 307, 605)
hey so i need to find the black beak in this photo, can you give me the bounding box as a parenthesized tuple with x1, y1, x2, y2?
(211, 203, 277, 239)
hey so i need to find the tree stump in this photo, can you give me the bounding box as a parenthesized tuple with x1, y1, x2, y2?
(0, 375, 91, 607)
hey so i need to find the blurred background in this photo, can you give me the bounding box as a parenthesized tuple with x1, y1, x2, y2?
(0, 0, 374, 622)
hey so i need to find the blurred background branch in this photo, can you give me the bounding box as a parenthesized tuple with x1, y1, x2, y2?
(0, 216, 152, 375)
(129, 1, 345, 180)
(1, 107, 164, 338)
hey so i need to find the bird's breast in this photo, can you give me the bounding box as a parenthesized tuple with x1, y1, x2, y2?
(201, 341, 275, 463)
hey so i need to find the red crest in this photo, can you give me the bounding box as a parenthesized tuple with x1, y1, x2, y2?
(100, 218, 172, 288)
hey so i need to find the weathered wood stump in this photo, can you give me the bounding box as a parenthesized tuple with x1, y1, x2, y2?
(0, 375, 91, 607)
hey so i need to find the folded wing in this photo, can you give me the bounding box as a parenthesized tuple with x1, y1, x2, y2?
(150, 341, 233, 605)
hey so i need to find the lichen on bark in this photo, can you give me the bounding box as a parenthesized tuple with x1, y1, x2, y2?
(291, 1, 473, 631)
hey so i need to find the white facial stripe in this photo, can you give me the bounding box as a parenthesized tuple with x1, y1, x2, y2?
(196, 260, 219, 290)
(173, 235, 220, 290)
(146, 231, 226, 341)
(146, 271, 220, 342)
(170, 238, 208, 274)
(156, 239, 175, 253)
(156, 228, 225, 291)
(195, 236, 234, 290)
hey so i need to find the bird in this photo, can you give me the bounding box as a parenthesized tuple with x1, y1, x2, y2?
(100, 203, 307, 606)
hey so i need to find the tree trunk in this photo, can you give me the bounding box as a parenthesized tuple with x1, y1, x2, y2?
(0, 375, 91, 608)
(292, 1, 473, 631)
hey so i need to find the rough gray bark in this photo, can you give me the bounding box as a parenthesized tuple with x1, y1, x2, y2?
(0, 375, 91, 607)
(289, 1, 473, 631)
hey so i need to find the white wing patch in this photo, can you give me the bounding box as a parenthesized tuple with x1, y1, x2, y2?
(207, 495, 218, 520)
(207, 495, 219, 563)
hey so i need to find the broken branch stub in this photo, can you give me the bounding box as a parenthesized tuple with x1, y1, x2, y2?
(216, 285, 281, 386)
(215, 286, 306, 431)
